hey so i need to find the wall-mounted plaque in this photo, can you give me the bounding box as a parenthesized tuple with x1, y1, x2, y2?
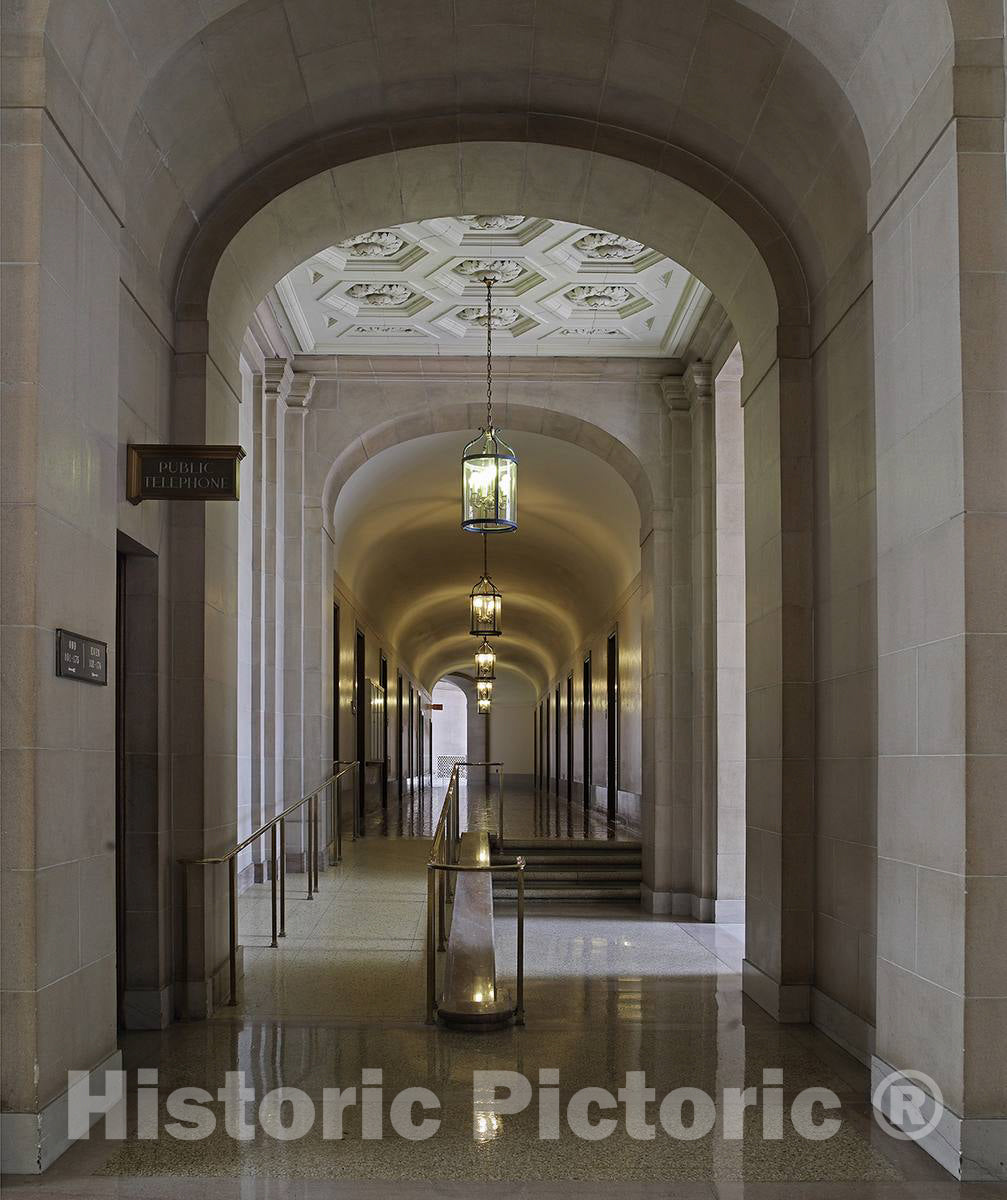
(127, 444, 245, 504)
(56, 629, 108, 685)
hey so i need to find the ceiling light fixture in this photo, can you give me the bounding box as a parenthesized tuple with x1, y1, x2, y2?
(461, 274, 517, 533)
(474, 638, 496, 680)
(469, 534, 502, 638)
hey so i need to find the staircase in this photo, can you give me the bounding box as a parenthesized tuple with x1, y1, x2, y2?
(491, 838, 642, 903)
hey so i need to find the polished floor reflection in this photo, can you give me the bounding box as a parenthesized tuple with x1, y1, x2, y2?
(362, 777, 640, 841)
(4, 839, 997, 1198)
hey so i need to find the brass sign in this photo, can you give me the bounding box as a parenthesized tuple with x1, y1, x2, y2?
(127, 444, 245, 504)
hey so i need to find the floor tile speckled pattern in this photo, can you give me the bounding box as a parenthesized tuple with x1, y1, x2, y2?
(4, 830, 999, 1198)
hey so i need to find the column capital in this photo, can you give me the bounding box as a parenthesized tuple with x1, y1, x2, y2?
(262, 357, 293, 398)
(684, 361, 714, 405)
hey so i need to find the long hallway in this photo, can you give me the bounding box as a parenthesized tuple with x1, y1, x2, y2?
(361, 780, 641, 843)
(4, 832, 991, 1196)
(4, 1, 1007, 1190)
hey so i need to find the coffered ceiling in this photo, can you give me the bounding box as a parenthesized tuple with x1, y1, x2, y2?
(268, 215, 711, 358)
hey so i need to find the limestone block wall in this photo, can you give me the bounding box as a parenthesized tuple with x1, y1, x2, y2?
(873, 112, 1007, 1137)
(810, 288, 879, 1048)
(714, 353, 747, 923)
(1, 107, 124, 1155)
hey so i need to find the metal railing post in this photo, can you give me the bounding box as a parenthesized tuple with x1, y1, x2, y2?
(312, 793, 320, 893)
(334, 776, 342, 862)
(227, 856, 238, 1006)
(305, 798, 315, 900)
(279, 818, 286, 937)
(426, 863, 437, 1022)
(516, 858, 526, 1025)
(437, 850, 447, 950)
(270, 823, 278, 948)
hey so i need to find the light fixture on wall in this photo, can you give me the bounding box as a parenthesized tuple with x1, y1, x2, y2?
(476, 679, 493, 703)
(461, 275, 518, 533)
(474, 638, 496, 680)
(469, 534, 502, 637)
(477, 696, 492, 716)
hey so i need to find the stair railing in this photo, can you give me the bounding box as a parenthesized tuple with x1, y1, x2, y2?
(180, 760, 358, 1007)
(425, 760, 526, 1024)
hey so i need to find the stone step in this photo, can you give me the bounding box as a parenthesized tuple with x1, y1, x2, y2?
(497, 851, 642, 866)
(493, 867, 642, 882)
(494, 882, 641, 902)
(499, 838, 642, 853)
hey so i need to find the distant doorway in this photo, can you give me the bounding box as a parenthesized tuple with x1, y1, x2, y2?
(583, 654, 592, 815)
(431, 679, 467, 779)
(355, 629, 365, 829)
(606, 631, 618, 825)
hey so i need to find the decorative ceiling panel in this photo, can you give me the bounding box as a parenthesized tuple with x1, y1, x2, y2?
(268, 216, 711, 357)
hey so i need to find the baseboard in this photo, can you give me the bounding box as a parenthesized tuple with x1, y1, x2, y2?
(871, 1056, 1007, 1181)
(0, 1049, 123, 1174)
(811, 988, 875, 1065)
(641, 884, 674, 914)
(742, 958, 811, 1022)
(178, 946, 245, 1019)
(123, 984, 173, 1030)
(713, 898, 745, 923)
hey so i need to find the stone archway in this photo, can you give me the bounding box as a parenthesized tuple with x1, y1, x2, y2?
(173, 141, 817, 1033)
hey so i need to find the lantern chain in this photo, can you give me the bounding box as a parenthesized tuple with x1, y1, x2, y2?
(485, 278, 493, 431)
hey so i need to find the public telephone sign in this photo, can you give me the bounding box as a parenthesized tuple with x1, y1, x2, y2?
(127, 445, 245, 503)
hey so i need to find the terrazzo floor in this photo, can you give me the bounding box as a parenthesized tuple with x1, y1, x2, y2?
(360, 777, 640, 841)
(4, 836, 1003, 1199)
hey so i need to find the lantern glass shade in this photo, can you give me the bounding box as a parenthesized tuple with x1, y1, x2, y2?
(469, 575, 502, 637)
(477, 696, 492, 715)
(462, 428, 517, 533)
(474, 639, 496, 680)
(476, 680, 493, 703)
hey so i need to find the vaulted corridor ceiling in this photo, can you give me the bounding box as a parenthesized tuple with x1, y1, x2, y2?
(331, 430, 641, 691)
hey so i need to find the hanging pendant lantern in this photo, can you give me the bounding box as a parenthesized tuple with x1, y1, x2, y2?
(474, 638, 497, 680)
(469, 535, 502, 637)
(477, 696, 492, 716)
(476, 679, 494, 703)
(461, 276, 518, 533)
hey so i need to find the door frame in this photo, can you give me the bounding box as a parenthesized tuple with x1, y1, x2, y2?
(606, 629, 619, 824)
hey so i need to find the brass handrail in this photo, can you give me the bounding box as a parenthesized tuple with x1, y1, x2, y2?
(425, 858, 526, 1027)
(429, 760, 505, 945)
(181, 760, 358, 1006)
(425, 762, 524, 1025)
